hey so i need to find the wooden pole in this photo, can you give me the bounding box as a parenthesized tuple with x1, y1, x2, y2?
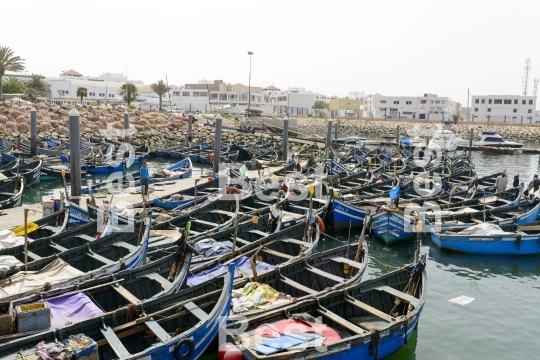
(24, 208, 29, 271)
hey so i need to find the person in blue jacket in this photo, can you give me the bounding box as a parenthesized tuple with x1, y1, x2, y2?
(140, 162, 149, 200)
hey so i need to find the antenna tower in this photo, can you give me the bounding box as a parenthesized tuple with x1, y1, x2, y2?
(522, 58, 531, 96)
(533, 78, 539, 98)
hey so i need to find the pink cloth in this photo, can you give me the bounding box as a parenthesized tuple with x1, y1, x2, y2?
(254, 319, 341, 344)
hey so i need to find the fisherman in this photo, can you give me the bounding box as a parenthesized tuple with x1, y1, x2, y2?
(494, 173, 507, 193)
(140, 162, 149, 201)
(526, 174, 540, 197)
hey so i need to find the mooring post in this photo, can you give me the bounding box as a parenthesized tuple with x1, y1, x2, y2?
(188, 113, 193, 142)
(282, 117, 289, 161)
(69, 108, 82, 197)
(425, 127, 430, 146)
(468, 127, 474, 158)
(334, 121, 338, 143)
(396, 124, 400, 148)
(123, 111, 129, 142)
(326, 120, 333, 149)
(30, 107, 37, 157)
(213, 114, 223, 176)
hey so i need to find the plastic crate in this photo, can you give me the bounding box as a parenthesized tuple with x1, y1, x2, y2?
(0, 302, 14, 336)
(15, 302, 51, 333)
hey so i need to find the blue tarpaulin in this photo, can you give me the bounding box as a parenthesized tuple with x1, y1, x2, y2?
(389, 184, 401, 200)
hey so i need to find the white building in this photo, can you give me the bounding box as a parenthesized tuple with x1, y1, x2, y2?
(362, 93, 461, 120)
(265, 87, 321, 116)
(470, 95, 537, 123)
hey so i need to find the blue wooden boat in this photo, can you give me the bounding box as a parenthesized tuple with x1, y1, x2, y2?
(154, 194, 209, 210)
(40, 164, 88, 181)
(18, 141, 65, 157)
(0, 138, 12, 152)
(155, 141, 193, 157)
(82, 157, 192, 194)
(0, 177, 24, 211)
(0, 211, 152, 301)
(221, 256, 426, 360)
(63, 201, 92, 226)
(85, 161, 125, 174)
(0, 159, 41, 185)
(430, 222, 540, 255)
(0, 263, 235, 360)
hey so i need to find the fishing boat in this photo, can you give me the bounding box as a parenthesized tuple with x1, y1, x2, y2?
(430, 222, 540, 255)
(0, 211, 152, 301)
(82, 157, 192, 194)
(0, 177, 24, 211)
(220, 256, 427, 360)
(155, 141, 193, 157)
(0, 159, 41, 185)
(0, 263, 235, 360)
(85, 161, 125, 174)
(480, 146, 522, 155)
(40, 163, 87, 181)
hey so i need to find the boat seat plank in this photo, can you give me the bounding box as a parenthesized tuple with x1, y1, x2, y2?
(518, 225, 540, 231)
(281, 238, 310, 247)
(249, 230, 269, 237)
(139, 272, 172, 290)
(210, 209, 237, 217)
(0, 192, 15, 196)
(190, 218, 218, 227)
(329, 257, 364, 270)
(304, 265, 346, 283)
(280, 276, 317, 294)
(189, 230, 201, 236)
(345, 297, 395, 322)
(111, 284, 140, 304)
(26, 251, 42, 260)
(316, 308, 367, 334)
(42, 226, 60, 233)
(87, 252, 115, 266)
(49, 242, 68, 252)
(76, 234, 96, 242)
(184, 301, 209, 322)
(112, 241, 138, 252)
(241, 206, 259, 211)
(144, 319, 170, 343)
(262, 249, 294, 260)
(100, 326, 131, 359)
(374, 285, 421, 307)
(233, 237, 251, 246)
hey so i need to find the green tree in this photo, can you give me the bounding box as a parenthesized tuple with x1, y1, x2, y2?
(2, 77, 26, 94)
(25, 74, 50, 99)
(312, 100, 329, 118)
(25, 88, 39, 103)
(0, 46, 26, 100)
(119, 83, 138, 106)
(452, 112, 461, 124)
(150, 80, 169, 110)
(76, 87, 88, 105)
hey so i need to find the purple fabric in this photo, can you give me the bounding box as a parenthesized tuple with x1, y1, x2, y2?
(47, 292, 104, 327)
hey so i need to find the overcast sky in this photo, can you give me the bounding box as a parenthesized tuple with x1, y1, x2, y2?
(4, 0, 540, 105)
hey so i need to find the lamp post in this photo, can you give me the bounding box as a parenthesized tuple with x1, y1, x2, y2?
(247, 51, 254, 116)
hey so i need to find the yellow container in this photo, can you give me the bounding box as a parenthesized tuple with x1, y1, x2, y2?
(308, 185, 315, 196)
(20, 303, 45, 312)
(333, 189, 340, 198)
(11, 223, 39, 236)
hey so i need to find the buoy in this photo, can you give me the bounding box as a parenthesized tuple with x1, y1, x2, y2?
(315, 215, 325, 233)
(343, 263, 351, 275)
(226, 186, 241, 194)
(218, 343, 243, 360)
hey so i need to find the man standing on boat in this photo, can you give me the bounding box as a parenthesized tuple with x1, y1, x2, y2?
(494, 173, 507, 193)
(525, 174, 540, 198)
(140, 162, 149, 201)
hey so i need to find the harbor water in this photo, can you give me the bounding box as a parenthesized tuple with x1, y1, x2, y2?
(20, 151, 540, 359)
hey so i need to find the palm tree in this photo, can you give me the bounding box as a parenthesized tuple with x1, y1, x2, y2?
(77, 87, 88, 105)
(0, 46, 26, 100)
(119, 83, 138, 106)
(25, 74, 51, 101)
(150, 80, 170, 110)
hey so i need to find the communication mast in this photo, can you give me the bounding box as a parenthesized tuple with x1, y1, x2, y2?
(533, 78, 539, 98)
(522, 58, 531, 96)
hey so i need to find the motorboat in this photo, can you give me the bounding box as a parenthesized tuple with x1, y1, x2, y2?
(428, 129, 460, 151)
(473, 130, 523, 148)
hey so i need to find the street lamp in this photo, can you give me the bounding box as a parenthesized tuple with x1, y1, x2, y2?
(247, 51, 254, 116)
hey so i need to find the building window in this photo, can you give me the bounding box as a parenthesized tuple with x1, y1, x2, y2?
(99, 93, 105, 97)
(219, 94, 227, 100)
(193, 92, 200, 97)
(487, 108, 491, 112)
(380, 100, 386, 104)
(475, 99, 479, 104)
(173, 91, 180, 96)
(420, 100, 426, 104)
(522, 100, 526, 104)
(406, 101, 412, 105)
(474, 108, 478, 112)
(488, 99, 492, 104)
(528, 109, 532, 113)
(529, 100, 534, 105)
(199, 92, 208, 96)
(393, 101, 399, 104)
(504, 99, 512, 104)
(210, 93, 218, 99)
(379, 108, 386, 111)
(494, 99, 502, 104)
(182, 92, 190, 96)
(109, 94, 114, 98)
(480, 99, 484, 104)
(513, 109, 518, 113)
(514, 99, 518, 104)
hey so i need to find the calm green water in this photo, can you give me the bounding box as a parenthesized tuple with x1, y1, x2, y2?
(20, 151, 540, 359)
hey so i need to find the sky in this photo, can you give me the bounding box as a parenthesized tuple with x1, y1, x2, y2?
(4, 0, 540, 106)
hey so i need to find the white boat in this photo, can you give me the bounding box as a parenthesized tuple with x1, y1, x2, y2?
(473, 130, 523, 148)
(429, 129, 460, 151)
